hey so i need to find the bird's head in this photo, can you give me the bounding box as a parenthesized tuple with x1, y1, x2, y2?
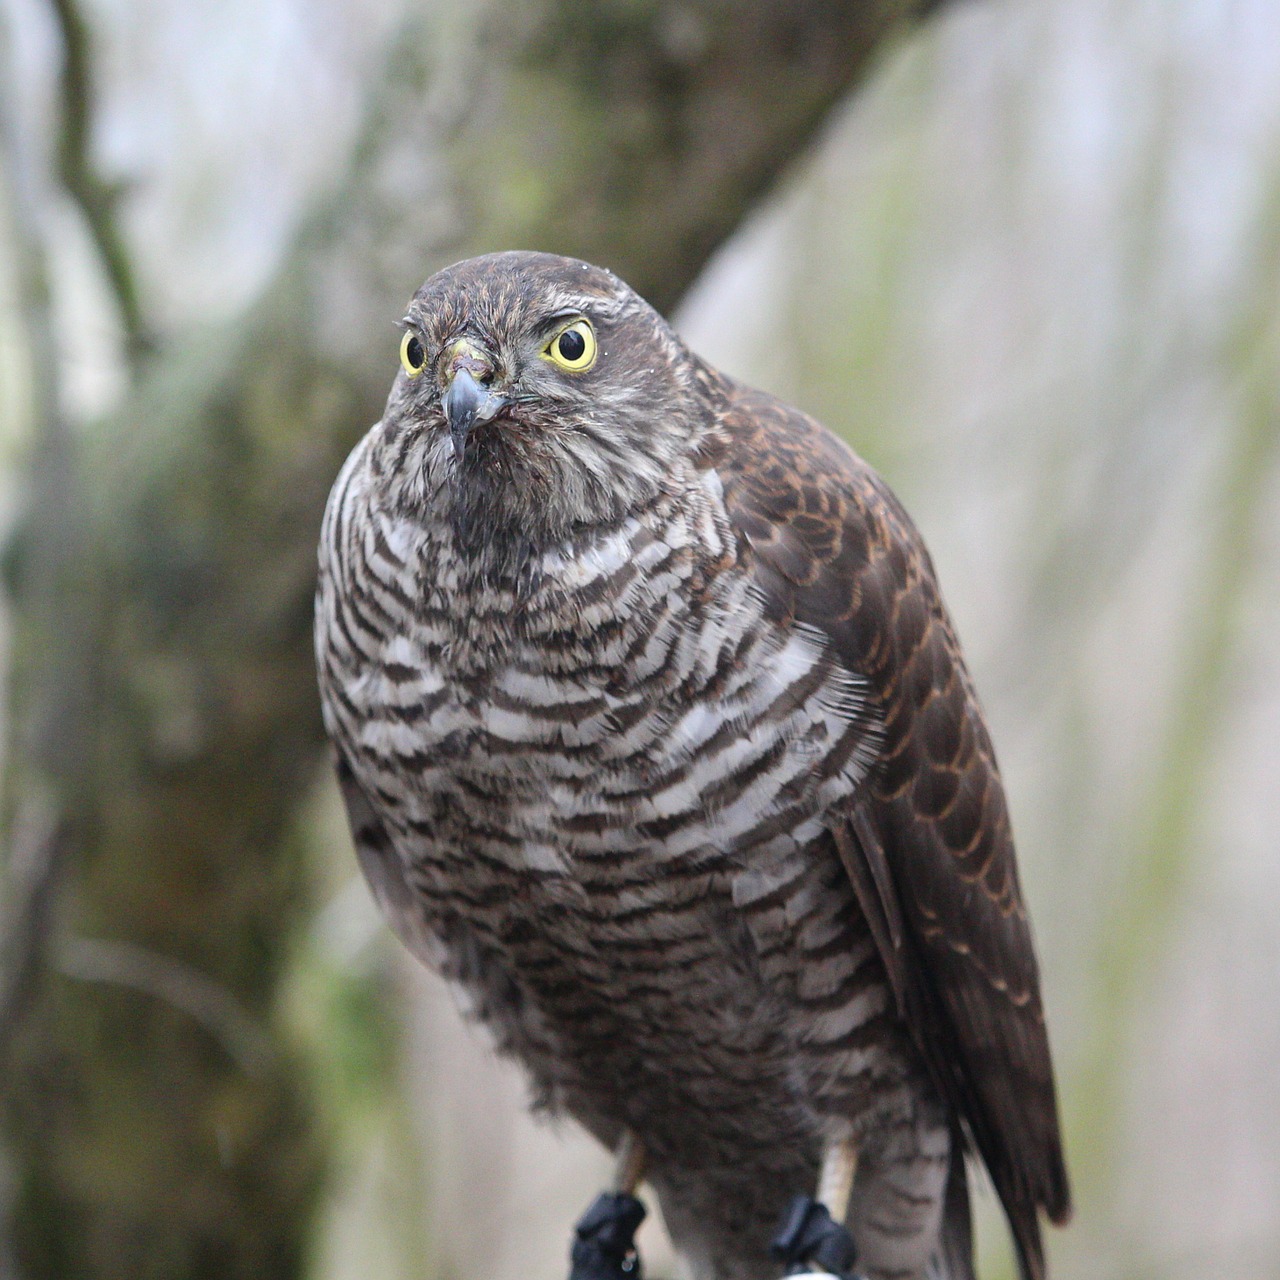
(377, 251, 706, 560)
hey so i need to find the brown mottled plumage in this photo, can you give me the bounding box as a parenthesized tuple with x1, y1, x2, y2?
(315, 252, 1070, 1280)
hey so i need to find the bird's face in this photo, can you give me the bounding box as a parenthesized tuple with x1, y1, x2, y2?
(379, 251, 704, 564)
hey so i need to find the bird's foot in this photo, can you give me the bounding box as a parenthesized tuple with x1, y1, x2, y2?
(770, 1194, 863, 1280)
(569, 1190, 647, 1280)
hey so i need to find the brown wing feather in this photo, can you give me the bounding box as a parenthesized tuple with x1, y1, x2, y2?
(697, 375, 1070, 1277)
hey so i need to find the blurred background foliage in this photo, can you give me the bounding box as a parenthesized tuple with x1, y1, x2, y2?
(0, 1, 1277, 1279)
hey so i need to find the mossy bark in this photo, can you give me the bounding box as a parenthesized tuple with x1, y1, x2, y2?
(1, 1, 944, 1275)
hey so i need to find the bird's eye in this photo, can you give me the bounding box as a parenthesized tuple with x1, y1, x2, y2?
(544, 319, 596, 372)
(400, 331, 426, 377)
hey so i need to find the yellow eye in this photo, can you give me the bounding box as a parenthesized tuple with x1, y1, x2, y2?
(400, 330, 426, 377)
(544, 319, 596, 372)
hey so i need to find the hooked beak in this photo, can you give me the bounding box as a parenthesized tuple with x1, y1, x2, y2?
(443, 367, 509, 457)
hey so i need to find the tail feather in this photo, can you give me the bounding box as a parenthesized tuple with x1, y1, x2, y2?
(930, 1131, 976, 1280)
(1006, 1194, 1048, 1280)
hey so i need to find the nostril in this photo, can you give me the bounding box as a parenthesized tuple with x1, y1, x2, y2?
(449, 352, 496, 387)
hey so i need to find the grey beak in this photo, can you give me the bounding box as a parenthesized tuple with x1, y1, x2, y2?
(443, 368, 508, 456)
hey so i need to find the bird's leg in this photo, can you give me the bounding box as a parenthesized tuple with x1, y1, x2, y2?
(568, 1131, 647, 1280)
(770, 1138, 863, 1280)
(613, 1129, 646, 1196)
(817, 1138, 858, 1226)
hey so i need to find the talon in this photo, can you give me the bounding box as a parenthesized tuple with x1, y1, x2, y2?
(770, 1194, 861, 1280)
(569, 1190, 647, 1280)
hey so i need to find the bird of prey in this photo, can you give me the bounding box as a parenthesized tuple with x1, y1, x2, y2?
(315, 251, 1070, 1280)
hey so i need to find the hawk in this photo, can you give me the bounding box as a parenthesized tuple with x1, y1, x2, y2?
(315, 251, 1070, 1280)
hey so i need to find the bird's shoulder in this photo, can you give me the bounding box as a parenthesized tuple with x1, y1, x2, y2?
(692, 369, 939, 669)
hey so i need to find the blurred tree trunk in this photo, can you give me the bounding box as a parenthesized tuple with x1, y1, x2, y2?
(0, 0, 950, 1277)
